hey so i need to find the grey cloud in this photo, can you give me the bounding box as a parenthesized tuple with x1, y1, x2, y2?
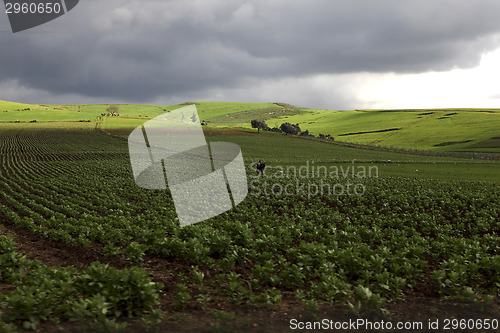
(1, 0, 500, 104)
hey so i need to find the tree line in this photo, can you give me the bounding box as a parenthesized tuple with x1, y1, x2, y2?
(250, 119, 334, 141)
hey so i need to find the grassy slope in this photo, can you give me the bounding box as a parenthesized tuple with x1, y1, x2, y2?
(212, 107, 500, 153)
(0, 101, 175, 122)
(298, 109, 500, 153)
(1, 100, 499, 153)
(0, 100, 277, 123)
(194, 101, 278, 119)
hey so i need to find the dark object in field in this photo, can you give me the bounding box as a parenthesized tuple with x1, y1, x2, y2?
(256, 160, 266, 174)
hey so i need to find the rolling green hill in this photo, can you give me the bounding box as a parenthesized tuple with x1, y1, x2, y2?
(0, 100, 278, 123)
(0, 101, 174, 122)
(1, 99, 499, 153)
(197, 105, 500, 153)
(274, 108, 500, 153)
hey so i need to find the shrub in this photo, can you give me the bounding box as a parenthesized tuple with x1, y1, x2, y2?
(279, 122, 301, 135)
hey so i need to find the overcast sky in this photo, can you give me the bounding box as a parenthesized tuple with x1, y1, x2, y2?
(2, 0, 500, 109)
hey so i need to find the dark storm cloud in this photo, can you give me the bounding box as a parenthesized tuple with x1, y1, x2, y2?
(2, 0, 500, 103)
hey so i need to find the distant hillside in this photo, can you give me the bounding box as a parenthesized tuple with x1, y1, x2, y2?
(0, 100, 36, 111)
(0, 100, 174, 122)
(197, 104, 500, 153)
(1, 100, 498, 153)
(272, 108, 500, 153)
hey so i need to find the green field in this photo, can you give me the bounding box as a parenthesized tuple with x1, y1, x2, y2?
(0, 100, 499, 331)
(2, 99, 499, 154)
(202, 106, 500, 153)
(0, 100, 280, 123)
(204, 130, 500, 183)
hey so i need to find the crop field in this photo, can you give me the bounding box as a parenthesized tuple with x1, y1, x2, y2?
(0, 101, 499, 332)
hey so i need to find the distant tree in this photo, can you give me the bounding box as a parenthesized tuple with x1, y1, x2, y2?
(106, 105, 119, 116)
(280, 122, 301, 135)
(251, 119, 268, 133)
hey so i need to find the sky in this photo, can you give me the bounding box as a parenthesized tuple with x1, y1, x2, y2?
(2, 0, 500, 109)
